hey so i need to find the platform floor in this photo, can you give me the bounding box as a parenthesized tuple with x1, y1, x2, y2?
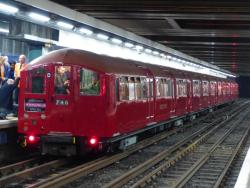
(0, 117, 17, 129)
(234, 147, 250, 188)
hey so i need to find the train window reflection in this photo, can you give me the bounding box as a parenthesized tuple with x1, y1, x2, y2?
(54, 66, 71, 95)
(80, 68, 100, 95)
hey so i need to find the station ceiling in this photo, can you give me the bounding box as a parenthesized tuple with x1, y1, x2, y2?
(51, 0, 250, 76)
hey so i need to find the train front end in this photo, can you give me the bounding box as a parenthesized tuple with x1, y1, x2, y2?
(17, 53, 80, 156)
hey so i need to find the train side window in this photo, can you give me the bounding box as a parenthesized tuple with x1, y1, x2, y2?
(203, 81, 209, 96)
(135, 77, 142, 100)
(119, 76, 129, 100)
(218, 82, 222, 96)
(141, 77, 148, 99)
(79, 68, 100, 95)
(193, 80, 201, 97)
(166, 79, 173, 97)
(128, 77, 135, 100)
(210, 81, 216, 96)
(177, 79, 187, 97)
(156, 78, 161, 97)
(25, 67, 46, 94)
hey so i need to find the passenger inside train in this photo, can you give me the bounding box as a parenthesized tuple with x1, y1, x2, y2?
(54, 66, 71, 95)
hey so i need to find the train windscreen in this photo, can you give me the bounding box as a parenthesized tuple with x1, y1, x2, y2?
(25, 67, 46, 94)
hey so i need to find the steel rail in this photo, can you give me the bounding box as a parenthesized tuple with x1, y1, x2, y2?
(172, 110, 249, 188)
(0, 159, 67, 186)
(103, 102, 249, 188)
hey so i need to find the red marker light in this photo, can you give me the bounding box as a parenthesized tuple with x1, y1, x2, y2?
(89, 137, 98, 146)
(28, 135, 35, 142)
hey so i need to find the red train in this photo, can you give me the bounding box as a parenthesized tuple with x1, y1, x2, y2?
(18, 48, 238, 156)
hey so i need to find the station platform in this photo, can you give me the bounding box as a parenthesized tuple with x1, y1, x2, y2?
(0, 117, 17, 129)
(234, 147, 250, 188)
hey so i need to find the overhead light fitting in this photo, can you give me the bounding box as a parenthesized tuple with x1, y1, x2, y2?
(153, 51, 159, 55)
(97, 33, 109, 40)
(111, 38, 122, 44)
(124, 42, 134, 48)
(28, 12, 50, 22)
(145, 49, 152, 53)
(0, 28, 9, 33)
(135, 45, 143, 51)
(79, 28, 93, 35)
(0, 2, 18, 14)
(57, 21, 74, 29)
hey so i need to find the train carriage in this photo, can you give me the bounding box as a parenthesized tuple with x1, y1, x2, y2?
(18, 48, 238, 156)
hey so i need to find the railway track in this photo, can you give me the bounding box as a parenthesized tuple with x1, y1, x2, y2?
(0, 101, 245, 188)
(102, 101, 250, 188)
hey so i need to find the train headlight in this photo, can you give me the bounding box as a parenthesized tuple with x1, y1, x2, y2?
(41, 114, 46, 120)
(24, 113, 29, 119)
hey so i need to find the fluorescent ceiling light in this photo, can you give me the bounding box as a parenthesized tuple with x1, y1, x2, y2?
(160, 53, 166, 58)
(124, 42, 134, 48)
(79, 28, 93, 35)
(0, 3, 18, 14)
(29, 12, 50, 22)
(57, 21, 74, 29)
(145, 49, 152, 53)
(167, 55, 172, 59)
(135, 45, 143, 51)
(97, 33, 109, 40)
(0, 28, 9, 33)
(153, 51, 159, 55)
(111, 38, 122, 44)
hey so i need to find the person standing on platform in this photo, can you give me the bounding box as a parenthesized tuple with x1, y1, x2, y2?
(13, 54, 27, 109)
(3, 56, 10, 79)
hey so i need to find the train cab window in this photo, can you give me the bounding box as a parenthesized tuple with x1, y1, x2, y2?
(193, 80, 201, 97)
(210, 81, 216, 96)
(177, 79, 187, 97)
(25, 67, 46, 94)
(119, 77, 129, 100)
(79, 68, 100, 95)
(202, 81, 209, 96)
(55, 66, 71, 95)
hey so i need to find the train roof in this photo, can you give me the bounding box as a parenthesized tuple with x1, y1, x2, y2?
(28, 48, 227, 80)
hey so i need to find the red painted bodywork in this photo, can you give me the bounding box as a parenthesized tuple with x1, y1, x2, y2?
(17, 49, 238, 150)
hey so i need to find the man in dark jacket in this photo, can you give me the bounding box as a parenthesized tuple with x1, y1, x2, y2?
(0, 78, 20, 119)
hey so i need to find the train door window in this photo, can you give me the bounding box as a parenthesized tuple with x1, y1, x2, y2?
(218, 82, 222, 96)
(79, 68, 99, 95)
(135, 77, 142, 100)
(128, 77, 135, 100)
(25, 67, 46, 94)
(119, 76, 129, 100)
(210, 81, 216, 96)
(203, 81, 209, 96)
(149, 78, 154, 97)
(166, 78, 173, 98)
(193, 80, 201, 97)
(141, 77, 148, 99)
(177, 79, 187, 97)
(156, 78, 161, 97)
(55, 66, 71, 95)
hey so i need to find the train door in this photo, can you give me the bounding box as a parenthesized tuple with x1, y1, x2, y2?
(48, 65, 75, 133)
(147, 77, 155, 124)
